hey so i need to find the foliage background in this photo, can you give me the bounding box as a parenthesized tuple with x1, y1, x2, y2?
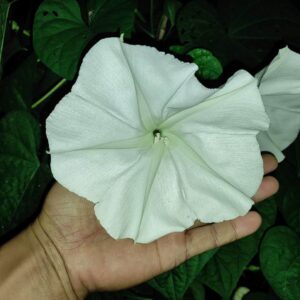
(0, 0, 300, 299)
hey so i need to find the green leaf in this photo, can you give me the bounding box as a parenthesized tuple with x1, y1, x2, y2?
(177, 0, 300, 69)
(169, 44, 190, 55)
(0, 111, 40, 236)
(199, 236, 259, 300)
(278, 185, 300, 235)
(260, 226, 300, 300)
(148, 249, 216, 300)
(199, 198, 277, 300)
(0, 0, 10, 76)
(33, 0, 89, 80)
(256, 197, 278, 231)
(0, 54, 61, 114)
(295, 135, 300, 178)
(187, 282, 205, 300)
(33, 0, 136, 79)
(87, 0, 136, 37)
(10, 163, 52, 232)
(163, 0, 182, 27)
(187, 48, 223, 80)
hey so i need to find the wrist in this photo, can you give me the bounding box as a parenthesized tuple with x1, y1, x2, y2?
(31, 218, 81, 299)
(0, 221, 80, 300)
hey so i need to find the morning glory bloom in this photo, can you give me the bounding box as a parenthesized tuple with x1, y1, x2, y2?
(256, 47, 300, 162)
(46, 37, 269, 243)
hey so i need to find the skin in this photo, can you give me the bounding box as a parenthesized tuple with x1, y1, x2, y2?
(0, 154, 279, 299)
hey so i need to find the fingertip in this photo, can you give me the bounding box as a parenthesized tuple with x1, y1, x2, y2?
(263, 153, 278, 174)
(253, 176, 279, 203)
(234, 211, 262, 238)
(264, 175, 280, 194)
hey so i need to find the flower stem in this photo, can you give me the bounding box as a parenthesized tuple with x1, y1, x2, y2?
(31, 78, 67, 109)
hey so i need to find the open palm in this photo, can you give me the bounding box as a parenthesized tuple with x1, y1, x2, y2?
(35, 154, 279, 298)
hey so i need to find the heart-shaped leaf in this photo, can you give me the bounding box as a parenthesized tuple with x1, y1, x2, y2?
(188, 282, 205, 300)
(260, 226, 300, 300)
(187, 48, 223, 80)
(33, 0, 136, 79)
(0, 54, 61, 114)
(148, 249, 216, 300)
(177, 0, 300, 69)
(278, 185, 300, 235)
(0, 111, 42, 236)
(198, 199, 277, 300)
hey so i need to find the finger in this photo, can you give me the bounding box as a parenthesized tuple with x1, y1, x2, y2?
(252, 176, 279, 203)
(144, 212, 260, 280)
(262, 154, 278, 174)
(185, 211, 261, 260)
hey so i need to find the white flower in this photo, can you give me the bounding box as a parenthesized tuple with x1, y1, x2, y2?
(46, 37, 269, 243)
(256, 47, 300, 162)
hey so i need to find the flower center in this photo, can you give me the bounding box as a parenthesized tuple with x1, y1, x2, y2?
(153, 129, 161, 136)
(153, 129, 168, 145)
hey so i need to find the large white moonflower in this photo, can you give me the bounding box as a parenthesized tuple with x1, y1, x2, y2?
(46, 37, 269, 243)
(256, 47, 300, 162)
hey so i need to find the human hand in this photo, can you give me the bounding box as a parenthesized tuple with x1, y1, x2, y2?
(33, 154, 279, 299)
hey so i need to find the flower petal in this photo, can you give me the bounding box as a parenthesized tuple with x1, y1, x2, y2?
(256, 47, 300, 161)
(94, 146, 197, 243)
(46, 93, 150, 154)
(73, 37, 199, 128)
(177, 132, 263, 198)
(50, 148, 147, 204)
(93, 129, 262, 243)
(168, 143, 255, 223)
(161, 70, 269, 134)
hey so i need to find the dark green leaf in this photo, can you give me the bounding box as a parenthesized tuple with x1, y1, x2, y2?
(295, 135, 300, 178)
(260, 226, 300, 300)
(87, 0, 136, 37)
(177, 0, 300, 69)
(187, 282, 205, 300)
(278, 185, 300, 235)
(169, 44, 190, 55)
(199, 198, 277, 300)
(199, 236, 259, 300)
(0, 54, 61, 114)
(0, 0, 10, 76)
(148, 249, 216, 300)
(187, 48, 223, 80)
(0, 111, 40, 236)
(33, 0, 89, 80)
(256, 197, 278, 231)
(10, 163, 52, 232)
(33, 0, 136, 79)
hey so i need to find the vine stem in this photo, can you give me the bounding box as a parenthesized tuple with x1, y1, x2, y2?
(31, 78, 67, 109)
(157, 14, 168, 40)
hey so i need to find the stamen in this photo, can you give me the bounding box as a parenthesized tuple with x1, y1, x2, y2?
(153, 129, 162, 144)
